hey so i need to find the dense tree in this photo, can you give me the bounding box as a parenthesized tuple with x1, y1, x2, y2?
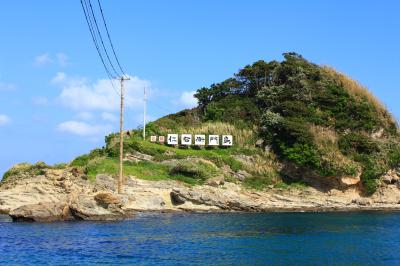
(193, 52, 400, 194)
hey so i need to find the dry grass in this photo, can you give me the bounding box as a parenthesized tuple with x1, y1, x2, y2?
(322, 66, 385, 111)
(322, 65, 397, 129)
(253, 152, 280, 178)
(175, 122, 256, 147)
(310, 125, 359, 176)
(309, 125, 338, 150)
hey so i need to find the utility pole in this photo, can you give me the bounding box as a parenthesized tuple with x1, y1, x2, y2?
(118, 76, 130, 194)
(143, 86, 147, 140)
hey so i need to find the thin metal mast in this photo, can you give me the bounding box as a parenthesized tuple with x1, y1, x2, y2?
(143, 86, 147, 140)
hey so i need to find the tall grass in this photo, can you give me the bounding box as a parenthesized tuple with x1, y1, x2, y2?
(183, 122, 256, 147)
(322, 65, 397, 130)
(322, 66, 385, 111)
(310, 125, 359, 176)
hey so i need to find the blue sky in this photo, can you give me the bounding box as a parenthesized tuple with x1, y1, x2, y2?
(1, 0, 399, 176)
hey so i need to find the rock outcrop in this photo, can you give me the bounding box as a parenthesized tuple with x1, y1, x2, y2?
(2, 167, 400, 222)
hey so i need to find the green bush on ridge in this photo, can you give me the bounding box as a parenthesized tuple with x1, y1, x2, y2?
(54, 52, 399, 193)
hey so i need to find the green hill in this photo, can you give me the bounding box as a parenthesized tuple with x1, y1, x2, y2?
(4, 53, 400, 195)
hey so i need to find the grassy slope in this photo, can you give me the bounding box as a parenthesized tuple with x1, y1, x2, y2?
(3, 53, 400, 194)
(69, 133, 274, 187)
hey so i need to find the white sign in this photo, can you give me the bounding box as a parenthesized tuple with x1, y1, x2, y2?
(159, 136, 165, 143)
(208, 135, 219, 146)
(167, 134, 178, 145)
(222, 135, 233, 146)
(150, 136, 157, 142)
(194, 134, 206, 146)
(181, 134, 192, 145)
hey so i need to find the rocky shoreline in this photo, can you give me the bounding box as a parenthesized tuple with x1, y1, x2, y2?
(1, 167, 400, 222)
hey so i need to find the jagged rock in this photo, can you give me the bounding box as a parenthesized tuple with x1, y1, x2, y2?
(44, 169, 65, 180)
(234, 170, 251, 181)
(124, 151, 153, 162)
(9, 202, 73, 222)
(371, 128, 384, 139)
(381, 170, 400, 185)
(3, 163, 400, 222)
(340, 175, 361, 186)
(170, 191, 186, 205)
(69, 195, 125, 221)
(123, 192, 166, 211)
(164, 150, 176, 156)
(255, 139, 264, 148)
(95, 174, 116, 191)
(352, 198, 371, 206)
(71, 167, 81, 177)
(205, 176, 225, 187)
(94, 192, 123, 208)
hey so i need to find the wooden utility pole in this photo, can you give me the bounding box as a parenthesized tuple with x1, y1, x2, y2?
(143, 86, 147, 140)
(118, 76, 130, 194)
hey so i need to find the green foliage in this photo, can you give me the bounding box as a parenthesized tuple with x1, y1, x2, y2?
(204, 102, 224, 121)
(388, 145, 400, 168)
(243, 172, 277, 189)
(338, 133, 379, 155)
(62, 52, 399, 195)
(83, 156, 218, 186)
(279, 142, 321, 170)
(2, 162, 48, 181)
(170, 160, 219, 183)
(70, 154, 90, 167)
(354, 154, 387, 195)
(53, 163, 67, 169)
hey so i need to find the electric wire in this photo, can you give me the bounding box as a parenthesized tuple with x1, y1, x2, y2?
(96, 0, 127, 76)
(80, 0, 120, 95)
(80, 0, 116, 79)
(87, 0, 121, 78)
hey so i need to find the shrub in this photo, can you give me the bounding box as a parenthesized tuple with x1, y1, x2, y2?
(70, 154, 90, 167)
(279, 142, 321, 169)
(354, 154, 387, 195)
(169, 160, 219, 182)
(204, 102, 224, 121)
(388, 144, 400, 168)
(243, 172, 277, 189)
(2, 162, 48, 181)
(338, 133, 379, 155)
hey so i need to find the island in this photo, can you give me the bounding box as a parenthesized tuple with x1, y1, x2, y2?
(1, 53, 400, 222)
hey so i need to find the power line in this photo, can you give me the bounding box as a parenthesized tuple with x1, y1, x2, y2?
(87, 0, 121, 78)
(79, 0, 129, 194)
(80, 0, 120, 95)
(96, 0, 126, 76)
(80, 0, 117, 80)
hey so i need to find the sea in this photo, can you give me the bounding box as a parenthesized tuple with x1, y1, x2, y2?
(0, 212, 399, 265)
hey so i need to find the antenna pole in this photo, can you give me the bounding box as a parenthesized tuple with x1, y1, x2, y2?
(143, 86, 147, 140)
(118, 76, 130, 194)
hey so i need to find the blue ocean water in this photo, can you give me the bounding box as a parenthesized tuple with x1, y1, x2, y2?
(1, 212, 400, 265)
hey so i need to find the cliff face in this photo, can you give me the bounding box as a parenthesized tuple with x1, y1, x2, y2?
(1, 164, 400, 222)
(2, 53, 400, 221)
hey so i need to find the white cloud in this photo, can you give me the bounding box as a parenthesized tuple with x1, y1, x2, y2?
(75, 112, 94, 120)
(51, 72, 67, 84)
(32, 96, 49, 105)
(57, 121, 111, 136)
(0, 114, 10, 126)
(57, 74, 150, 111)
(35, 52, 68, 67)
(101, 112, 118, 122)
(179, 90, 198, 108)
(35, 53, 53, 66)
(56, 53, 68, 67)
